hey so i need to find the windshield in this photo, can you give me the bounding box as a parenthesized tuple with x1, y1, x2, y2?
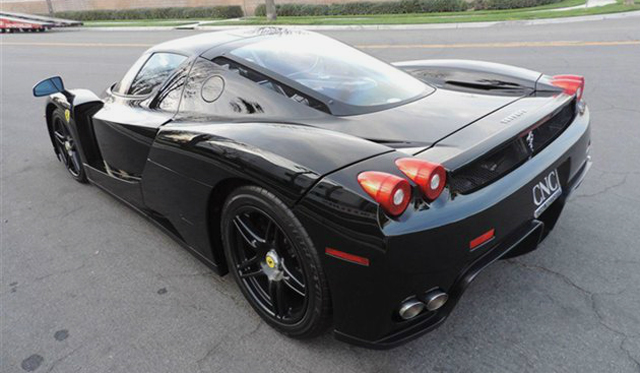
(229, 34, 427, 108)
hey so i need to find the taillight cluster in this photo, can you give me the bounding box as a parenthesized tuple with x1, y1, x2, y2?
(357, 172, 411, 217)
(395, 158, 446, 200)
(551, 75, 585, 101)
(357, 158, 446, 217)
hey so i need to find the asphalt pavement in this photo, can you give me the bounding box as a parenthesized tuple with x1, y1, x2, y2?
(1, 17, 640, 373)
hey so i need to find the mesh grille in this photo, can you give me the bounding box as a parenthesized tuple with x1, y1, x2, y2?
(449, 100, 576, 194)
(529, 101, 575, 155)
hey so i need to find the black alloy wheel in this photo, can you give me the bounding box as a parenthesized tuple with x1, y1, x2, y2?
(50, 108, 87, 183)
(222, 186, 331, 338)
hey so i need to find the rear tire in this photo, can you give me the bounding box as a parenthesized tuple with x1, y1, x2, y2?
(49, 108, 87, 183)
(221, 185, 331, 338)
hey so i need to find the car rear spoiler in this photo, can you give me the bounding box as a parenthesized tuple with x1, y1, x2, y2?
(415, 93, 576, 171)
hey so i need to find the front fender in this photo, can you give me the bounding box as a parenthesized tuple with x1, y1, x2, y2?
(47, 89, 102, 116)
(45, 89, 103, 167)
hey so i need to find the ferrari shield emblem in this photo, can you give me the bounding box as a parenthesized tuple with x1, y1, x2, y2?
(64, 109, 70, 122)
(266, 256, 276, 268)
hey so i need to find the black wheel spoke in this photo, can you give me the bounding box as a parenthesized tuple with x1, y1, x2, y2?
(236, 255, 260, 270)
(69, 153, 81, 174)
(269, 280, 286, 317)
(233, 215, 266, 250)
(273, 231, 290, 258)
(53, 131, 66, 144)
(282, 262, 306, 296)
(58, 147, 69, 166)
(239, 268, 264, 279)
(264, 220, 276, 243)
(283, 277, 305, 297)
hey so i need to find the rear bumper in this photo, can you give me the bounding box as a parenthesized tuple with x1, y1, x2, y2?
(334, 153, 591, 349)
(295, 106, 591, 349)
(335, 219, 545, 349)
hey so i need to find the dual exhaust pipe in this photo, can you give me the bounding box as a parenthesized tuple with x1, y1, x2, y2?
(399, 289, 448, 320)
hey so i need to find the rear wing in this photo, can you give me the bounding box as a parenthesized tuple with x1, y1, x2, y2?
(416, 93, 575, 171)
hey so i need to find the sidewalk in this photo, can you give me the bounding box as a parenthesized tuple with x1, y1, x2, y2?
(550, 0, 617, 11)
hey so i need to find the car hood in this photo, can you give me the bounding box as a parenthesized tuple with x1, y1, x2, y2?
(307, 88, 521, 151)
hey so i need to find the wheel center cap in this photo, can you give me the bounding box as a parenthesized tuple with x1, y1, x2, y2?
(64, 141, 72, 152)
(265, 251, 279, 269)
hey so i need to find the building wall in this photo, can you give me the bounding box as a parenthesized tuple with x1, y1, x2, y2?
(1, 0, 246, 14)
(1, 0, 474, 16)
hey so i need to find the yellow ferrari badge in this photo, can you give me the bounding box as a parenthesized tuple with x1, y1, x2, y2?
(64, 109, 70, 122)
(266, 256, 276, 268)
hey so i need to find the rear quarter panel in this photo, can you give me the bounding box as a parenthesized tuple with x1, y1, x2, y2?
(140, 121, 391, 268)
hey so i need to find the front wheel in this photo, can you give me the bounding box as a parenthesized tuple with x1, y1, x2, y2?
(221, 185, 331, 338)
(49, 108, 87, 183)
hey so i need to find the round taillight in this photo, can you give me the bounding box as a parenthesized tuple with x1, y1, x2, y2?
(395, 158, 446, 201)
(551, 75, 585, 101)
(430, 173, 441, 191)
(357, 171, 411, 216)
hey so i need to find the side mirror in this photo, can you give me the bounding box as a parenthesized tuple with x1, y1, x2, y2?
(33, 76, 65, 97)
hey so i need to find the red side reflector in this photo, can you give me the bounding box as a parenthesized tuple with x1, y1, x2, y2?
(325, 248, 370, 266)
(469, 229, 495, 250)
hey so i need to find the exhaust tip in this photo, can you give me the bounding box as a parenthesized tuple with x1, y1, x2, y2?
(398, 299, 425, 320)
(423, 290, 448, 311)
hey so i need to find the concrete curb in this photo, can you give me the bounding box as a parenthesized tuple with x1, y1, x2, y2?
(77, 9, 640, 32)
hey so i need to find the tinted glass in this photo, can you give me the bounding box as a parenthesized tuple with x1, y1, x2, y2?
(127, 53, 187, 96)
(229, 34, 426, 107)
(178, 58, 327, 120)
(113, 54, 148, 95)
(154, 62, 190, 112)
(213, 57, 329, 113)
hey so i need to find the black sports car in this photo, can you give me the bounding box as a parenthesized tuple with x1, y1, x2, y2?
(33, 28, 591, 349)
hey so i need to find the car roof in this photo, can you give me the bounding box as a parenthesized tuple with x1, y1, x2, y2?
(146, 30, 244, 56)
(146, 28, 314, 57)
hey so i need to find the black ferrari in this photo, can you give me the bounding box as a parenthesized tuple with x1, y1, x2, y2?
(33, 28, 592, 349)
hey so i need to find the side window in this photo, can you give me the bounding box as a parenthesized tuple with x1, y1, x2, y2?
(154, 62, 191, 113)
(113, 54, 149, 95)
(179, 58, 225, 115)
(179, 58, 330, 118)
(212, 57, 329, 113)
(127, 53, 187, 96)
